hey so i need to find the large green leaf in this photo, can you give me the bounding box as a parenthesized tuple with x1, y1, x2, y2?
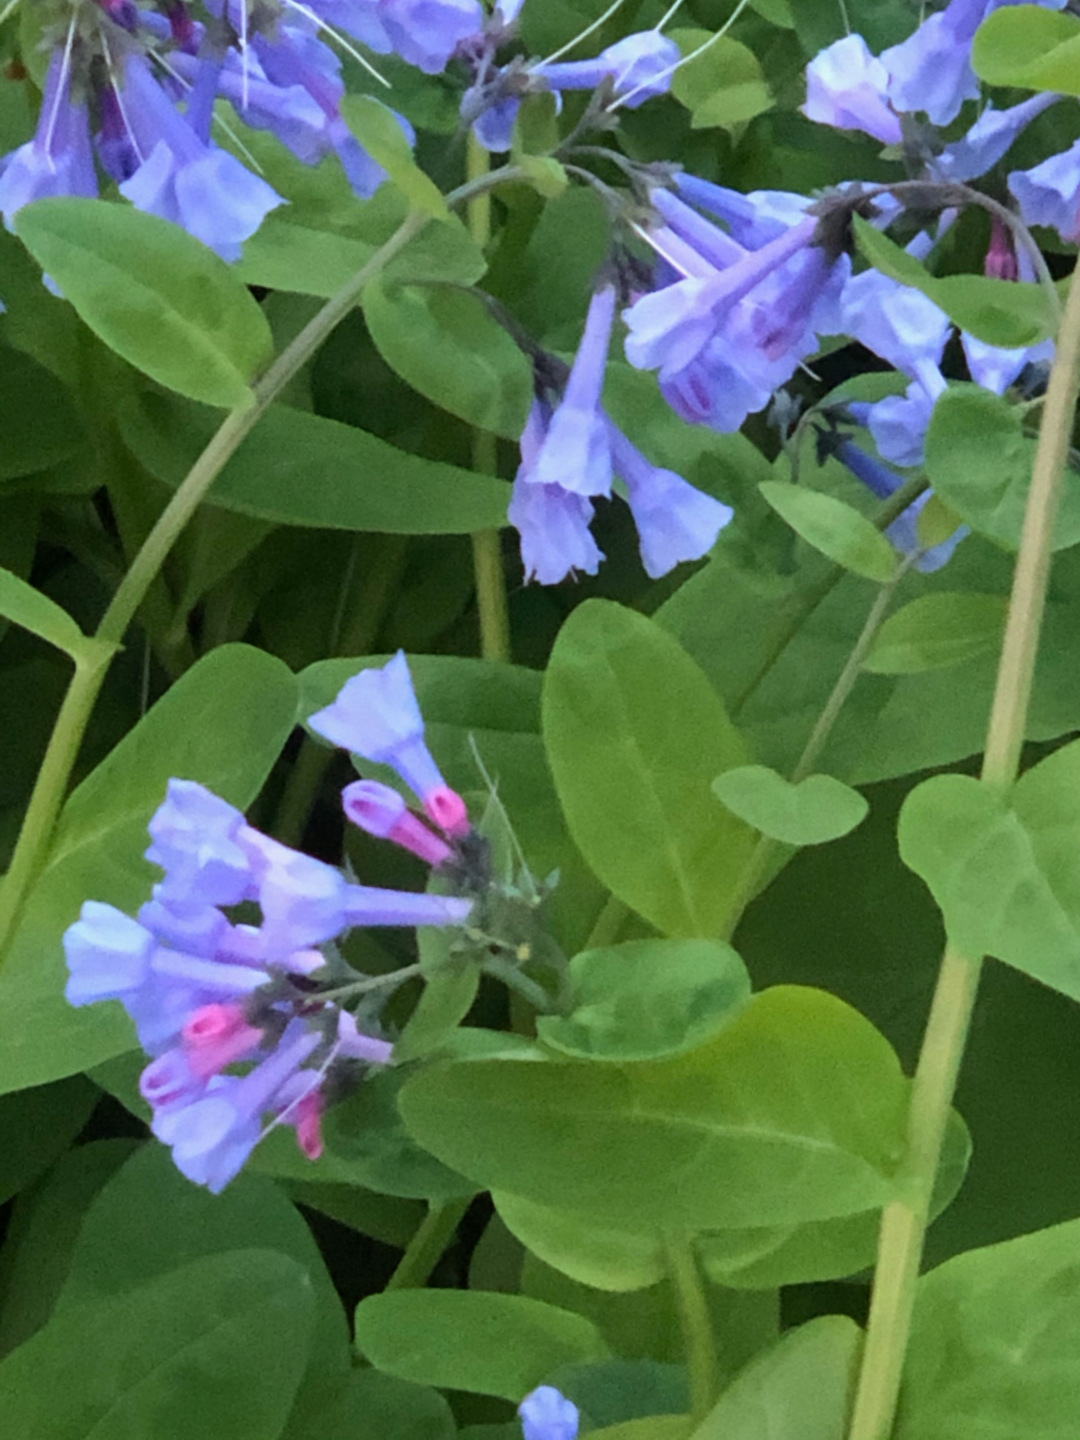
(363, 279, 534, 437)
(401, 987, 908, 1232)
(0, 1077, 98, 1207)
(0, 347, 85, 480)
(119, 392, 510, 534)
(283, 1369, 457, 1440)
(0, 645, 298, 1094)
(15, 199, 273, 408)
(0, 1249, 314, 1439)
(863, 593, 1009, 674)
(670, 30, 773, 131)
(973, 7, 1080, 93)
(689, 1316, 860, 1440)
(899, 738, 1080, 1000)
(543, 600, 753, 938)
(897, 1217, 1080, 1439)
(926, 386, 1080, 552)
(354, 1289, 609, 1399)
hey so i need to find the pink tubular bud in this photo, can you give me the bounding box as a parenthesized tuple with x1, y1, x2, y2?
(343, 779, 454, 864)
(985, 216, 1019, 282)
(182, 1002, 264, 1079)
(293, 1090, 325, 1160)
(424, 785, 470, 837)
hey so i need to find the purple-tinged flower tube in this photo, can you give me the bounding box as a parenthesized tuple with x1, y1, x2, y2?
(531, 284, 617, 497)
(962, 332, 1055, 394)
(649, 187, 747, 270)
(850, 378, 944, 469)
(0, 50, 98, 230)
(377, 0, 485, 72)
(509, 402, 603, 585)
(840, 269, 952, 395)
(519, 1386, 580, 1440)
(935, 92, 1061, 183)
(881, 0, 987, 126)
(308, 652, 469, 834)
(344, 884, 473, 928)
(1010, 136, 1080, 244)
(109, 51, 283, 261)
(146, 778, 254, 909)
(802, 34, 902, 144)
(607, 421, 733, 578)
(537, 32, 681, 107)
(337, 1009, 395, 1064)
(64, 902, 155, 1005)
(660, 335, 780, 433)
(835, 438, 966, 572)
(342, 780, 453, 867)
(673, 174, 809, 249)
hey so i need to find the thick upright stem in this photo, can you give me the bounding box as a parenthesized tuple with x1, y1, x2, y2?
(665, 1233, 719, 1424)
(385, 1198, 471, 1290)
(848, 259, 1080, 1440)
(466, 134, 512, 663)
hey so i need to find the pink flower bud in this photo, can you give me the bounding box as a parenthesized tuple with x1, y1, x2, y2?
(424, 785, 470, 837)
(293, 1089, 324, 1160)
(342, 780, 454, 864)
(182, 1002, 264, 1079)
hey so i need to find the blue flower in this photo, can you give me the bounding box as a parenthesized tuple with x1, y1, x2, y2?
(802, 34, 902, 144)
(519, 1387, 580, 1440)
(308, 652, 470, 833)
(509, 403, 603, 585)
(0, 50, 97, 230)
(935, 92, 1061, 182)
(835, 439, 966, 572)
(537, 31, 681, 107)
(531, 284, 617, 497)
(850, 379, 943, 469)
(377, 0, 485, 73)
(840, 269, 952, 396)
(1010, 136, 1080, 244)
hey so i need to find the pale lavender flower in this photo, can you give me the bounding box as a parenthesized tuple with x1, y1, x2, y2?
(378, 0, 485, 72)
(146, 779, 253, 909)
(342, 780, 453, 867)
(962, 333, 1055, 393)
(519, 1387, 580, 1440)
(1010, 136, 1080, 243)
(509, 401, 603, 585)
(537, 31, 681, 107)
(835, 439, 966, 572)
(110, 52, 283, 261)
(607, 421, 733, 577)
(851, 378, 945, 469)
(532, 284, 617, 497)
(308, 653, 469, 834)
(673, 174, 809, 248)
(840, 269, 952, 395)
(802, 34, 902, 144)
(0, 49, 97, 229)
(935, 92, 1061, 182)
(64, 902, 155, 1005)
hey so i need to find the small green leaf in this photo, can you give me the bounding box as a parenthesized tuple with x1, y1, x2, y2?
(354, 1290, 609, 1400)
(538, 939, 751, 1062)
(362, 280, 534, 437)
(15, 198, 273, 408)
(926, 385, 1080, 552)
(519, 154, 570, 198)
(760, 481, 897, 581)
(712, 766, 869, 845)
(864, 593, 1008, 674)
(512, 92, 561, 157)
(0, 566, 95, 662)
(341, 96, 449, 218)
(853, 216, 1055, 348)
(898, 738, 1080, 1000)
(494, 1192, 667, 1292)
(972, 7, 1080, 93)
(670, 29, 774, 131)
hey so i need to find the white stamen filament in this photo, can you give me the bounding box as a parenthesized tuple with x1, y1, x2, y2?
(652, 0, 684, 33)
(257, 1037, 343, 1148)
(535, 0, 627, 68)
(282, 0, 392, 87)
(146, 47, 265, 172)
(99, 27, 146, 167)
(611, 0, 754, 112)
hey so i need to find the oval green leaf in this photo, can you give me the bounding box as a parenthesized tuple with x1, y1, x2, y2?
(711, 766, 869, 846)
(863, 592, 1009, 674)
(973, 7, 1080, 93)
(760, 481, 897, 581)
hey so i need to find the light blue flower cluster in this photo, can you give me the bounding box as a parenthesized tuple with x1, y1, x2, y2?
(63, 654, 473, 1192)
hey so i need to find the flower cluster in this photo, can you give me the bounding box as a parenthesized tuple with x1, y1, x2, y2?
(63, 653, 474, 1192)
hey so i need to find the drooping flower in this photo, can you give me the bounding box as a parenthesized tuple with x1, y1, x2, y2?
(832, 437, 966, 572)
(377, 0, 486, 73)
(1009, 136, 1080, 244)
(962, 332, 1055, 394)
(0, 48, 98, 229)
(531, 284, 617, 497)
(849, 379, 943, 469)
(536, 31, 681, 107)
(308, 653, 470, 834)
(802, 33, 902, 145)
(934, 92, 1061, 183)
(840, 269, 952, 397)
(507, 401, 603, 585)
(342, 779, 453, 866)
(519, 1387, 580, 1440)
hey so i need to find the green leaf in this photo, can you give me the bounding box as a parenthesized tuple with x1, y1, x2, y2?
(689, 1316, 860, 1440)
(670, 30, 774, 131)
(542, 600, 754, 938)
(54, 1145, 350, 1411)
(863, 592, 1009, 674)
(759, 481, 897, 581)
(341, 96, 449, 218)
(712, 766, 869, 845)
(119, 392, 510, 534)
(0, 567, 101, 663)
(898, 738, 1080, 1000)
(0, 1078, 98, 1207)
(353, 1290, 609, 1400)
(363, 280, 534, 437)
(400, 987, 907, 1232)
(537, 939, 751, 1062)
(897, 1217, 1080, 1439)
(0, 347, 85, 480)
(15, 199, 273, 408)
(283, 1369, 457, 1440)
(495, 1191, 667, 1293)
(853, 216, 1055, 348)
(925, 385, 1080, 552)
(0, 1249, 314, 1440)
(0, 645, 298, 1094)
(590, 1424, 692, 1440)
(972, 6, 1080, 93)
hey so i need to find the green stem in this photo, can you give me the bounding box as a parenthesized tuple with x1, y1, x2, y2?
(584, 894, 629, 950)
(385, 1197, 472, 1290)
(664, 1233, 719, 1424)
(847, 257, 1080, 1440)
(0, 168, 522, 965)
(466, 134, 511, 664)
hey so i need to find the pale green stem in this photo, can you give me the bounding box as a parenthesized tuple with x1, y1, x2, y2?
(466, 134, 512, 664)
(0, 166, 521, 964)
(664, 1233, 719, 1424)
(847, 257, 1080, 1440)
(385, 1197, 472, 1289)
